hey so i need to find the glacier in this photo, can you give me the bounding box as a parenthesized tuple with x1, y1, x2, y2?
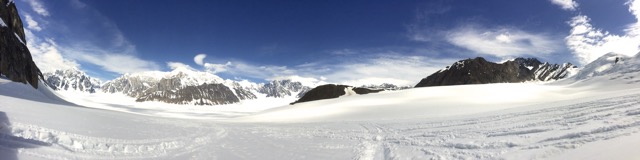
(1, 53, 640, 159)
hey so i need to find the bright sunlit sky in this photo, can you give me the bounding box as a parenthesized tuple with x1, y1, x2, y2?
(14, 0, 640, 86)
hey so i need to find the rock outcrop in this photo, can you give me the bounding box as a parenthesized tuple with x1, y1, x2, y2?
(0, 0, 43, 88)
(291, 84, 382, 104)
(415, 57, 575, 87)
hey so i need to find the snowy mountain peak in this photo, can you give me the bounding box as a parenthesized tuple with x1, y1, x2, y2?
(43, 68, 102, 93)
(101, 68, 314, 105)
(573, 52, 635, 80)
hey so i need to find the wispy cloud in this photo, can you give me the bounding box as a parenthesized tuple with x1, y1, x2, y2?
(564, 0, 640, 64)
(23, 14, 42, 31)
(22, 0, 49, 16)
(445, 25, 562, 58)
(63, 47, 161, 74)
(321, 54, 454, 86)
(18, 0, 161, 76)
(167, 62, 196, 70)
(24, 29, 79, 73)
(549, 0, 578, 11)
(196, 53, 453, 86)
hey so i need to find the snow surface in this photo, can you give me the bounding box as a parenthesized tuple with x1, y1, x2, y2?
(0, 18, 6, 27)
(13, 32, 24, 45)
(3, 54, 640, 159)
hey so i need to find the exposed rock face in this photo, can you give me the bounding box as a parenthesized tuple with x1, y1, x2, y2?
(43, 69, 102, 93)
(291, 84, 383, 104)
(258, 80, 309, 98)
(226, 82, 257, 100)
(136, 83, 239, 105)
(0, 0, 43, 89)
(415, 57, 575, 87)
(101, 67, 313, 105)
(101, 73, 160, 98)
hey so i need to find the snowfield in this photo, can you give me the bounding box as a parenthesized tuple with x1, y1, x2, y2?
(2, 54, 640, 159)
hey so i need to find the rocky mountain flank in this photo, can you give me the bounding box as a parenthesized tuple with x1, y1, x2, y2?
(0, 0, 44, 89)
(44, 69, 102, 93)
(415, 57, 576, 87)
(291, 84, 383, 105)
(101, 67, 312, 105)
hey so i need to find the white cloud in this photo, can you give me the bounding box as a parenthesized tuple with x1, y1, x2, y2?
(23, 0, 49, 16)
(203, 61, 231, 73)
(194, 54, 207, 65)
(201, 54, 453, 86)
(565, 0, 640, 64)
(167, 62, 196, 70)
(19, 0, 162, 75)
(446, 25, 561, 58)
(549, 0, 578, 11)
(321, 55, 453, 86)
(62, 47, 161, 74)
(204, 60, 297, 79)
(24, 14, 41, 31)
(24, 29, 79, 73)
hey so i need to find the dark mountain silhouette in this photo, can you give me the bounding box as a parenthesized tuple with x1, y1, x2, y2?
(415, 57, 575, 87)
(0, 0, 44, 89)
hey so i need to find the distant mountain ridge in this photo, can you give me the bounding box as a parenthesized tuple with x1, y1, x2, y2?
(415, 57, 577, 87)
(43, 69, 102, 93)
(100, 66, 313, 105)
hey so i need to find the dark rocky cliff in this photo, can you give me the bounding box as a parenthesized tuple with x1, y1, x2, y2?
(0, 0, 43, 88)
(415, 57, 575, 87)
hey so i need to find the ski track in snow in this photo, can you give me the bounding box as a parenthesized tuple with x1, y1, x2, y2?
(4, 93, 638, 159)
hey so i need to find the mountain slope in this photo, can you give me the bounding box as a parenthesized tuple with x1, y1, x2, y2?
(573, 52, 638, 80)
(415, 57, 576, 87)
(101, 66, 312, 105)
(43, 69, 102, 93)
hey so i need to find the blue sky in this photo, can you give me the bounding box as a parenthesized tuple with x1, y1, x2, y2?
(14, 0, 640, 86)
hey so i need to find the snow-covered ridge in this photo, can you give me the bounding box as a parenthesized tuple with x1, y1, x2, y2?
(573, 52, 639, 80)
(101, 66, 312, 105)
(43, 68, 102, 93)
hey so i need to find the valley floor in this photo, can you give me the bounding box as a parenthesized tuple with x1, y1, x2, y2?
(1, 77, 640, 159)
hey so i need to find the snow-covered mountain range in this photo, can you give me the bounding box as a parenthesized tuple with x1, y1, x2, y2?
(43, 69, 102, 93)
(415, 57, 577, 87)
(42, 57, 580, 106)
(4, 52, 640, 159)
(99, 66, 312, 105)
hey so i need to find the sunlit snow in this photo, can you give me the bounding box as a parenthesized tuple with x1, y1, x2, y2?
(1, 53, 640, 159)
